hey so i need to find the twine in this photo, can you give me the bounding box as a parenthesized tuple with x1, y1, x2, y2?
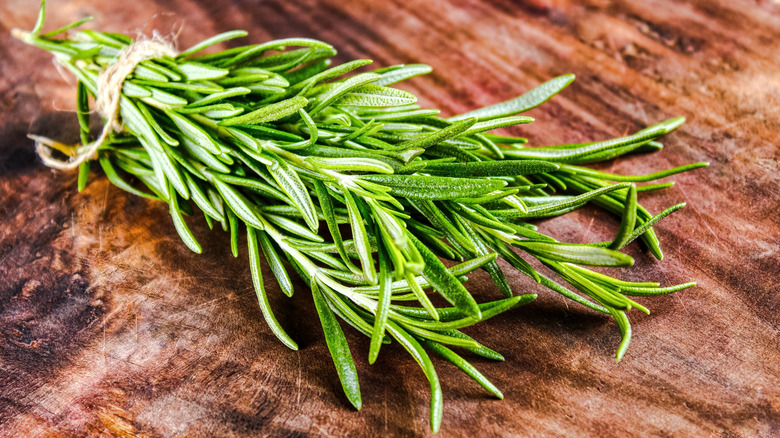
(32, 39, 178, 170)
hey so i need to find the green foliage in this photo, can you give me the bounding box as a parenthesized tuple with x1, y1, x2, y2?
(17, 3, 707, 432)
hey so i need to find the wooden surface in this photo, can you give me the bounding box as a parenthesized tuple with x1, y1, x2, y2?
(1, 0, 779, 436)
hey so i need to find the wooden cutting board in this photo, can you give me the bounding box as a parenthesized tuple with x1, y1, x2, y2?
(1, 0, 778, 436)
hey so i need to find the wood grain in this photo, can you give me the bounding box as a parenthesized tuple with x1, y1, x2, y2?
(1, 0, 778, 436)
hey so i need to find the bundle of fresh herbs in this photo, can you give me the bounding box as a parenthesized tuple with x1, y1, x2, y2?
(14, 1, 707, 432)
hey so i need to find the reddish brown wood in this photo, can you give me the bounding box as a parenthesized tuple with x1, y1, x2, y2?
(1, 0, 778, 436)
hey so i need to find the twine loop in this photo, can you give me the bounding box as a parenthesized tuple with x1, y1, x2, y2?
(33, 39, 178, 170)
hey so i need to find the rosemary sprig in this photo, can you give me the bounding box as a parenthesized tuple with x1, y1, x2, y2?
(14, 2, 708, 432)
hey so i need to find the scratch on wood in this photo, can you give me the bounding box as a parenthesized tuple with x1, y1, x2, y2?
(674, 185, 725, 248)
(101, 182, 110, 218)
(580, 212, 598, 242)
(103, 315, 107, 367)
(663, 270, 691, 314)
(677, 250, 779, 334)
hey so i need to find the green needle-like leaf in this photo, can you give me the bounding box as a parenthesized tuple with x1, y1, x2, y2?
(342, 186, 377, 285)
(456, 216, 514, 298)
(422, 340, 503, 399)
(185, 174, 223, 221)
(517, 241, 634, 267)
(374, 64, 433, 86)
(168, 183, 202, 254)
(449, 74, 575, 122)
(385, 320, 443, 433)
(219, 95, 308, 126)
(360, 174, 506, 200)
(410, 233, 481, 319)
(180, 30, 248, 57)
(425, 160, 559, 177)
(391, 117, 477, 150)
(307, 72, 381, 116)
(312, 280, 362, 410)
(314, 180, 354, 270)
(98, 156, 159, 201)
(335, 84, 416, 107)
(610, 308, 632, 362)
(165, 109, 222, 155)
(610, 183, 637, 250)
(247, 227, 298, 350)
(77, 161, 90, 192)
(368, 240, 393, 364)
(267, 154, 319, 230)
(227, 207, 239, 257)
(257, 231, 294, 297)
(212, 178, 265, 230)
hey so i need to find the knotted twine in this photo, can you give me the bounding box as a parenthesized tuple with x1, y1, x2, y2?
(32, 39, 178, 170)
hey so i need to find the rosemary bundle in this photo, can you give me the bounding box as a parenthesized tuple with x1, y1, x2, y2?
(15, 2, 707, 432)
